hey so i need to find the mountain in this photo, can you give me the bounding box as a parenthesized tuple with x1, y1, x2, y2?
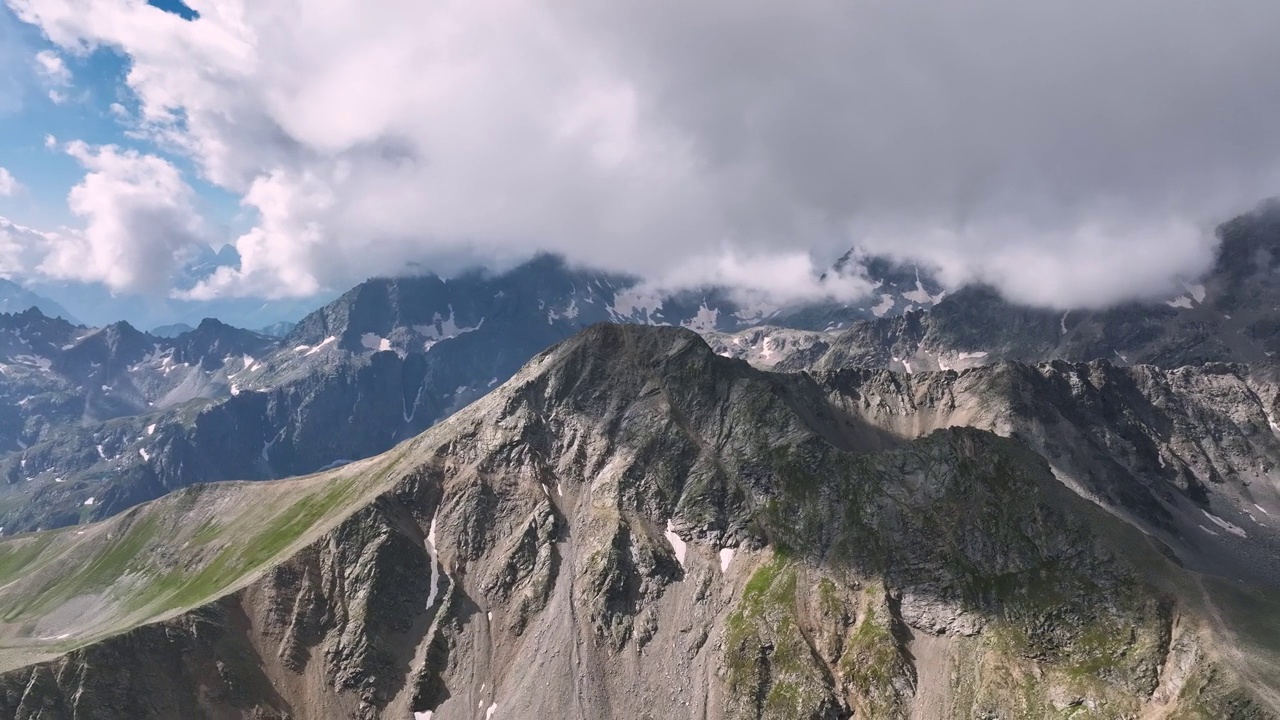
(0, 278, 78, 324)
(150, 323, 195, 338)
(8, 204, 1280, 539)
(780, 204, 1280, 374)
(0, 311, 281, 528)
(0, 252, 943, 534)
(256, 320, 297, 338)
(0, 325, 1273, 718)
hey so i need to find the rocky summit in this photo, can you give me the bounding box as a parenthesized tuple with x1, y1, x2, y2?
(0, 324, 1276, 719)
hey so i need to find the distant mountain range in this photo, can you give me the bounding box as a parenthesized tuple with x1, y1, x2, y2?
(0, 250, 946, 533)
(6, 206, 1280, 535)
(0, 278, 78, 324)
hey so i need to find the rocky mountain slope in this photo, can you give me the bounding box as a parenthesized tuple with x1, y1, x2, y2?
(0, 325, 1275, 719)
(0, 253, 943, 534)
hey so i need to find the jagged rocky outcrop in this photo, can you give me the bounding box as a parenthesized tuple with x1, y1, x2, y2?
(0, 325, 1274, 719)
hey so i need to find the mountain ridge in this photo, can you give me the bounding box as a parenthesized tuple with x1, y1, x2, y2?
(0, 324, 1274, 718)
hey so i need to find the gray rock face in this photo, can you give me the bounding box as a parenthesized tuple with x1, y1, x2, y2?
(0, 325, 1274, 719)
(808, 359, 1280, 586)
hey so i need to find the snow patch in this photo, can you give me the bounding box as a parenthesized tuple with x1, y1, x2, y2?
(485, 703, 497, 720)
(360, 333, 392, 352)
(404, 383, 427, 423)
(871, 293, 895, 317)
(1165, 296, 1194, 309)
(1202, 510, 1247, 538)
(302, 336, 337, 356)
(261, 435, 277, 465)
(1198, 525, 1219, 536)
(1264, 408, 1280, 436)
(900, 271, 945, 305)
(1060, 311, 1070, 335)
(139, 448, 150, 461)
(425, 512, 441, 611)
(681, 303, 720, 333)
(96, 444, 105, 459)
(146, 424, 156, 436)
(609, 288, 665, 323)
(316, 458, 352, 471)
(719, 547, 735, 572)
(1255, 504, 1271, 516)
(83, 497, 95, 505)
(414, 713, 433, 720)
(1185, 282, 1207, 303)
(664, 520, 687, 568)
(14, 355, 52, 371)
(414, 306, 484, 351)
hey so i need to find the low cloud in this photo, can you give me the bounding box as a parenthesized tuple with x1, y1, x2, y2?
(7, 0, 1280, 308)
(0, 167, 17, 196)
(34, 141, 210, 293)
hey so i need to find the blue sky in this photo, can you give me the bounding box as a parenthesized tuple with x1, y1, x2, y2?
(0, 3, 238, 233)
(0, 2, 284, 328)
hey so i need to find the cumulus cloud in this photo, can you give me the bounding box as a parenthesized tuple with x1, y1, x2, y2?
(33, 49, 68, 84)
(35, 141, 209, 293)
(0, 216, 50, 278)
(7, 0, 1280, 307)
(0, 167, 17, 196)
(32, 48, 71, 102)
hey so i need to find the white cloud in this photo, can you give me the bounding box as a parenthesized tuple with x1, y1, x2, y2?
(7, 0, 1280, 307)
(33, 48, 69, 85)
(652, 249, 876, 307)
(43, 133, 56, 149)
(35, 141, 209, 293)
(0, 167, 18, 196)
(0, 216, 53, 278)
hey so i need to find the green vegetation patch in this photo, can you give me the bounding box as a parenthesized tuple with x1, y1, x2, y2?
(724, 556, 835, 720)
(137, 476, 361, 614)
(838, 585, 910, 719)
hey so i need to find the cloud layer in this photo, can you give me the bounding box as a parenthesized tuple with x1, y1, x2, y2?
(7, 0, 1280, 307)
